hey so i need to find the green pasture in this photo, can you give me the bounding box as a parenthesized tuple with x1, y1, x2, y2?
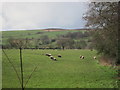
(2, 49, 118, 88)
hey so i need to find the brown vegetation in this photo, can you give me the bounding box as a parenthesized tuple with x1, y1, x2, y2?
(44, 30, 63, 32)
(99, 56, 116, 66)
(43, 29, 93, 32)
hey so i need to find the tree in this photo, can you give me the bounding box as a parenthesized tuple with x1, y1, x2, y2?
(83, 2, 119, 64)
(34, 39, 42, 49)
(75, 40, 87, 49)
(40, 35, 50, 45)
(57, 38, 74, 50)
(7, 38, 31, 49)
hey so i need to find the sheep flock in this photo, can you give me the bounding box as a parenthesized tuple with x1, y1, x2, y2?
(45, 53, 62, 61)
(44, 53, 96, 61)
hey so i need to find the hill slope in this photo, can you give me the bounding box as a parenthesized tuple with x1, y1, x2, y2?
(2, 29, 92, 49)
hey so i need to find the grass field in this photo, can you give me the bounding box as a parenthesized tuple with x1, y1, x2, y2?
(2, 49, 118, 88)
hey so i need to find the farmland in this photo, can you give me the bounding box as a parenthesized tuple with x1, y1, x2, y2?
(2, 30, 85, 44)
(1, 2, 119, 88)
(2, 29, 91, 48)
(2, 29, 119, 88)
(2, 49, 118, 88)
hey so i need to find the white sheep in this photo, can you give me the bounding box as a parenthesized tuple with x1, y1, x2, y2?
(45, 53, 51, 57)
(93, 56, 96, 59)
(80, 55, 84, 59)
(53, 58, 57, 61)
(81, 56, 84, 59)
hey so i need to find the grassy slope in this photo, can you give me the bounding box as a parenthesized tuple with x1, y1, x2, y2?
(2, 30, 87, 45)
(2, 49, 117, 88)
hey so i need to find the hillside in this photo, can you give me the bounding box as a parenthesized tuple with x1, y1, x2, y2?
(2, 29, 92, 49)
(2, 49, 117, 88)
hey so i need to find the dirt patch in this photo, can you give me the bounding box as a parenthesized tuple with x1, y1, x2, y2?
(43, 29, 89, 32)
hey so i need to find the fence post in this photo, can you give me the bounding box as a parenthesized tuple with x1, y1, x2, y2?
(19, 48, 24, 90)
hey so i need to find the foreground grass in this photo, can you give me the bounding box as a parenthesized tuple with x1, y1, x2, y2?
(2, 49, 118, 88)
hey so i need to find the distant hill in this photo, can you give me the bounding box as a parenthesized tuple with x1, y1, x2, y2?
(31, 28, 94, 32)
(1, 29, 92, 48)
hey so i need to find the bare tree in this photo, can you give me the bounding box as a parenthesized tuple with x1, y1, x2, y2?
(57, 38, 74, 50)
(6, 38, 37, 90)
(83, 2, 119, 64)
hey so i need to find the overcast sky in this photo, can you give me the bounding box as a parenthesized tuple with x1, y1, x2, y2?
(1, 2, 89, 31)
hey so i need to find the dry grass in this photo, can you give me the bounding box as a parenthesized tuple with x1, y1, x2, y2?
(99, 56, 116, 66)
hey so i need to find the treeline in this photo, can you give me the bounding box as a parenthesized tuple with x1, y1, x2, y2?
(84, 2, 119, 64)
(2, 31, 92, 50)
(58, 31, 90, 39)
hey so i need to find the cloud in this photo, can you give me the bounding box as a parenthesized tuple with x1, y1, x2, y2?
(1, 0, 90, 2)
(2, 2, 89, 31)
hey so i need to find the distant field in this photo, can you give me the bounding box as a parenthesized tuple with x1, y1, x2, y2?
(2, 30, 88, 45)
(2, 29, 85, 39)
(2, 49, 118, 88)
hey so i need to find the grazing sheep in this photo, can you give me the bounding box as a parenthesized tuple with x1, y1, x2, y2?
(93, 56, 96, 59)
(53, 58, 57, 61)
(80, 55, 84, 59)
(45, 53, 51, 57)
(50, 56, 54, 59)
(58, 54, 62, 58)
(50, 56, 57, 61)
(45, 53, 49, 56)
(48, 54, 51, 57)
(80, 55, 82, 58)
(81, 56, 84, 59)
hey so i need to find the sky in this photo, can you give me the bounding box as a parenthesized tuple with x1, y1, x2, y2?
(1, 2, 89, 31)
